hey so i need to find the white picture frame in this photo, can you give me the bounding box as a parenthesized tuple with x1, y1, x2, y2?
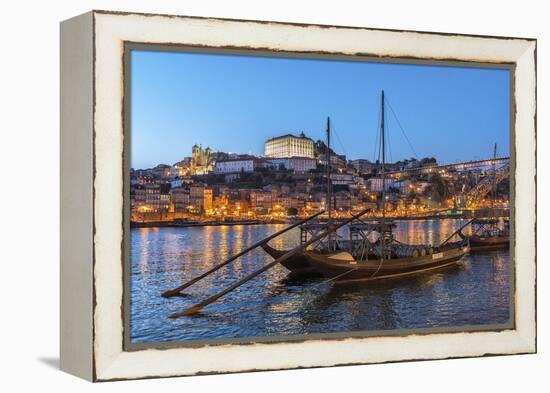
(60, 10, 536, 381)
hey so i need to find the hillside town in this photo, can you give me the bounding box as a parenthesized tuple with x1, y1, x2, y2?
(130, 132, 509, 225)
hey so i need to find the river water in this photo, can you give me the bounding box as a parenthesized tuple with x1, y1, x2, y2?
(129, 219, 511, 345)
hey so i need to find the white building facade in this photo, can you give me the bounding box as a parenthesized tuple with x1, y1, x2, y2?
(268, 157, 317, 173)
(214, 158, 256, 174)
(264, 133, 315, 159)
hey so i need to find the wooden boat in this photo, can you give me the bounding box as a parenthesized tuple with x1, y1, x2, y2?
(459, 219, 509, 251)
(465, 235, 508, 251)
(302, 240, 469, 283)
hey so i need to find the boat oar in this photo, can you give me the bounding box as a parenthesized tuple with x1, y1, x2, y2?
(169, 207, 372, 318)
(161, 210, 325, 298)
(440, 218, 475, 247)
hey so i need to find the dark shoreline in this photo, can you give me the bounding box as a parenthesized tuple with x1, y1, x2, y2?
(129, 213, 477, 229)
(130, 220, 286, 228)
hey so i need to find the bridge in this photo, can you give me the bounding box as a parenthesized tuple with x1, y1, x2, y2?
(466, 162, 510, 209)
(386, 156, 510, 178)
(384, 156, 511, 210)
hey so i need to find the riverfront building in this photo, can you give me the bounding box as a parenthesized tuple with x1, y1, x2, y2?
(133, 183, 171, 212)
(170, 187, 190, 212)
(264, 133, 315, 159)
(190, 184, 213, 213)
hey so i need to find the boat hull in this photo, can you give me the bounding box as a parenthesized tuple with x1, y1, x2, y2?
(302, 245, 470, 283)
(468, 235, 509, 251)
(261, 243, 319, 276)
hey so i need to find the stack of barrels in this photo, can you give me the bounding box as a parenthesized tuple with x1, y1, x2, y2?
(394, 244, 435, 258)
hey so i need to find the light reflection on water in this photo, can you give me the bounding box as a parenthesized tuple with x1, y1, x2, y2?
(130, 219, 510, 344)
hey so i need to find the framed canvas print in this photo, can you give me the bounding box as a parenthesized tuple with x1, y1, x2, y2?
(60, 10, 537, 381)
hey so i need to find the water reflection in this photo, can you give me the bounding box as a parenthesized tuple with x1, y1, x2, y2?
(130, 219, 510, 344)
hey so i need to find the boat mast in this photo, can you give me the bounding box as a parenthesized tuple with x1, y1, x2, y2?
(380, 90, 386, 261)
(491, 142, 497, 212)
(326, 116, 333, 249)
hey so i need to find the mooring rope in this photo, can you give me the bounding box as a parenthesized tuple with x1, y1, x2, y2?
(369, 255, 385, 279)
(317, 267, 359, 285)
(305, 253, 385, 290)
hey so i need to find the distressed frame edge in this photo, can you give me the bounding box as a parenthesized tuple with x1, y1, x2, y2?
(91, 8, 537, 42)
(59, 11, 95, 381)
(512, 41, 537, 353)
(90, 11, 537, 381)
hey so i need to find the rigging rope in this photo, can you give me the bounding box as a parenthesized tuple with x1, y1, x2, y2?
(331, 120, 348, 159)
(386, 118, 393, 163)
(373, 103, 381, 162)
(385, 97, 419, 159)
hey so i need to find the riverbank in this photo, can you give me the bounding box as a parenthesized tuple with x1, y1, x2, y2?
(131, 209, 508, 229)
(130, 215, 459, 229)
(130, 219, 286, 228)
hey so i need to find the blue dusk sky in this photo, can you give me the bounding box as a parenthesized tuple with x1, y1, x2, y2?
(130, 49, 510, 169)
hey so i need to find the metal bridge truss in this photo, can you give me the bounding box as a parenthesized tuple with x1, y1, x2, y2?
(387, 156, 510, 178)
(466, 163, 510, 209)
